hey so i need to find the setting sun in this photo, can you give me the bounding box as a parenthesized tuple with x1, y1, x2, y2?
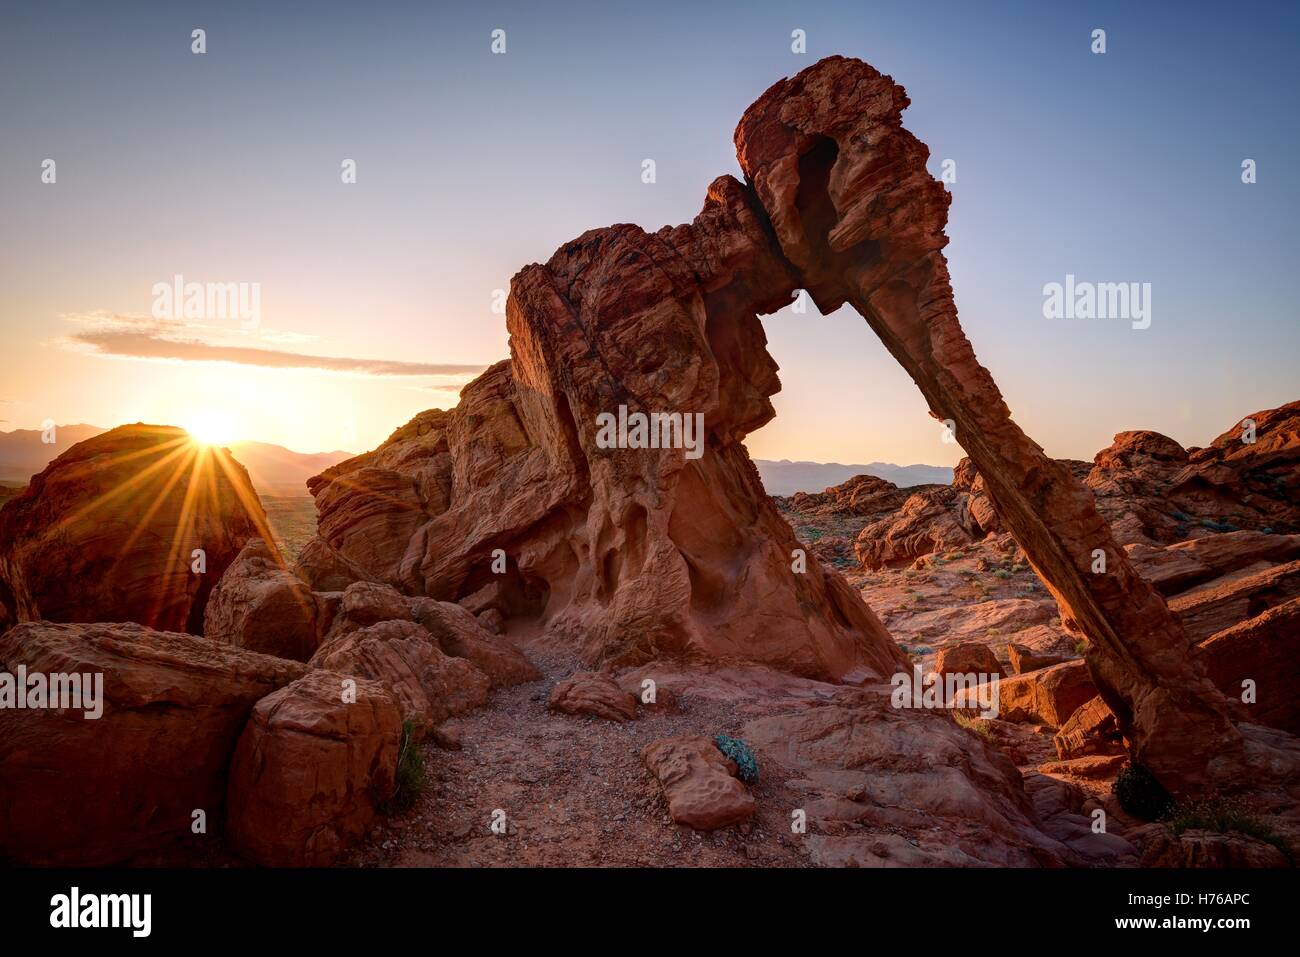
(183, 408, 240, 447)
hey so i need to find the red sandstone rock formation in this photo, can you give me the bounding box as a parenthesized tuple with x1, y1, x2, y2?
(734, 56, 1297, 795)
(225, 669, 401, 867)
(641, 734, 756, 830)
(310, 619, 491, 734)
(0, 621, 305, 865)
(1198, 598, 1300, 735)
(0, 425, 269, 634)
(548, 671, 639, 722)
(204, 538, 329, 661)
(300, 180, 907, 684)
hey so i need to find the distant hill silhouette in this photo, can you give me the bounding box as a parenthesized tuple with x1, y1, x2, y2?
(754, 459, 953, 496)
(0, 425, 351, 495)
(0, 424, 105, 483)
(1, 425, 946, 499)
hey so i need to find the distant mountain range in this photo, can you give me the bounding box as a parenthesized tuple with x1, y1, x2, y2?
(753, 459, 953, 496)
(0, 425, 949, 500)
(0, 425, 352, 495)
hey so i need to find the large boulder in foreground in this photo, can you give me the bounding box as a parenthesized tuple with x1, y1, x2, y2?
(0, 425, 268, 633)
(226, 670, 402, 867)
(204, 539, 329, 661)
(0, 621, 305, 865)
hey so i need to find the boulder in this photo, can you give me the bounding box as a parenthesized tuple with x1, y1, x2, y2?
(934, 641, 1005, 679)
(310, 619, 490, 733)
(1138, 829, 1290, 868)
(226, 670, 402, 867)
(641, 735, 755, 830)
(0, 425, 267, 633)
(204, 539, 326, 661)
(1007, 642, 1067, 675)
(994, 660, 1096, 727)
(0, 621, 305, 865)
(1128, 531, 1300, 596)
(1038, 755, 1127, 779)
(1198, 597, 1300, 734)
(1168, 559, 1300, 642)
(855, 485, 976, 570)
(548, 672, 638, 722)
(1053, 695, 1125, 760)
(335, 581, 414, 631)
(409, 597, 540, 688)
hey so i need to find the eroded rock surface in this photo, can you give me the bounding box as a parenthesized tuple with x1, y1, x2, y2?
(226, 669, 401, 867)
(734, 55, 1295, 795)
(641, 734, 756, 830)
(0, 425, 268, 633)
(298, 182, 906, 685)
(204, 538, 327, 660)
(0, 621, 305, 865)
(549, 671, 638, 722)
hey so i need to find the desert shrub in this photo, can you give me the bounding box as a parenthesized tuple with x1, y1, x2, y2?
(714, 734, 759, 783)
(1074, 640, 1087, 655)
(1112, 763, 1172, 821)
(1165, 797, 1292, 861)
(992, 569, 1011, 580)
(383, 719, 425, 814)
(954, 711, 993, 740)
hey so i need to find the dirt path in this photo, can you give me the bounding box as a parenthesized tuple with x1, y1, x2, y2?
(341, 647, 812, 868)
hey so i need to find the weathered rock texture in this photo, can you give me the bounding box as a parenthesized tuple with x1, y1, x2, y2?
(0, 425, 269, 634)
(299, 176, 905, 684)
(226, 670, 401, 867)
(291, 55, 1295, 797)
(641, 734, 756, 830)
(204, 538, 329, 661)
(733, 56, 1294, 795)
(0, 621, 305, 865)
(548, 671, 639, 722)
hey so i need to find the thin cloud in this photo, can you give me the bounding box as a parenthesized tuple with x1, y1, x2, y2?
(59, 312, 486, 378)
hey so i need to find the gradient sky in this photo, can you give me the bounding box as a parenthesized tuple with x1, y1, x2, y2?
(2, 0, 1297, 464)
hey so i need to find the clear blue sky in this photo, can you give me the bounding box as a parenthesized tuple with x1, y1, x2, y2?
(1, 0, 1296, 462)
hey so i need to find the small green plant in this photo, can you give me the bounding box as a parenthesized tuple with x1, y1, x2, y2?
(383, 719, 425, 814)
(1074, 640, 1087, 655)
(1112, 763, 1172, 821)
(714, 734, 759, 783)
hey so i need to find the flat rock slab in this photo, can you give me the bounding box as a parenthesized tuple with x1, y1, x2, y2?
(641, 734, 755, 830)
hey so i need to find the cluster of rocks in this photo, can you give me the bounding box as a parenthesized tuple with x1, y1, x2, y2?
(776, 401, 1300, 575)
